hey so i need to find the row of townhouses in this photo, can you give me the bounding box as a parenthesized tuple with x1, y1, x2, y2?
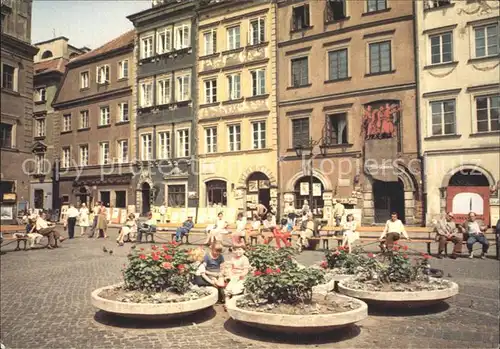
(1, 0, 499, 226)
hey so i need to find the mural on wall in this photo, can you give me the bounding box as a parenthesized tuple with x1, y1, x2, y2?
(361, 101, 401, 140)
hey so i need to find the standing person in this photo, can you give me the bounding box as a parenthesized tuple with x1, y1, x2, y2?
(256, 201, 268, 222)
(159, 202, 167, 223)
(333, 199, 345, 227)
(89, 201, 101, 238)
(96, 206, 108, 239)
(78, 203, 90, 236)
(65, 204, 79, 239)
(175, 216, 194, 243)
(36, 212, 65, 249)
(434, 212, 462, 259)
(301, 200, 311, 215)
(462, 212, 489, 259)
(379, 212, 410, 251)
(341, 213, 359, 252)
(495, 218, 500, 261)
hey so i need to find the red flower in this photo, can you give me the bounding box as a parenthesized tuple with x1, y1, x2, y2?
(171, 241, 178, 247)
(367, 253, 374, 258)
(253, 270, 263, 276)
(274, 268, 281, 273)
(423, 254, 431, 260)
(403, 254, 409, 259)
(152, 254, 160, 261)
(334, 251, 340, 256)
(177, 264, 186, 272)
(140, 248, 145, 251)
(162, 262, 173, 269)
(162, 244, 167, 250)
(403, 245, 408, 251)
(151, 245, 158, 250)
(338, 246, 344, 251)
(139, 254, 146, 260)
(265, 268, 273, 275)
(164, 255, 173, 261)
(320, 261, 328, 269)
(394, 241, 399, 245)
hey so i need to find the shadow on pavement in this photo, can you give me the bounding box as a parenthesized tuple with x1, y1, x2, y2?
(368, 301, 450, 317)
(93, 307, 216, 329)
(223, 318, 361, 345)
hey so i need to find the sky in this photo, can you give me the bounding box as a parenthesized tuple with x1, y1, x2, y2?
(32, 1, 151, 50)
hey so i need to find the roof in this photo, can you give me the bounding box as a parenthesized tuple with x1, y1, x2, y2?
(34, 36, 69, 46)
(69, 30, 135, 64)
(34, 57, 68, 75)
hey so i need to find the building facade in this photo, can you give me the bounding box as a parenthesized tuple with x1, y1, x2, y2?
(416, 0, 499, 225)
(52, 31, 136, 210)
(196, 0, 278, 219)
(1, 0, 38, 221)
(277, 0, 422, 225)
(30, 37, 88, 210)
(128, 1, 199, 215)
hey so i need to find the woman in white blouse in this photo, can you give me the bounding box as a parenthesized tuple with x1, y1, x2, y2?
(341, 213, 359, 252)
(205, 212, 228, 245)
(78, 203, 90, 236)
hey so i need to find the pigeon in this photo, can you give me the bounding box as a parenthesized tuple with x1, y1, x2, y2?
(102, 246, 108, 253)
(109, 250, 113, 255)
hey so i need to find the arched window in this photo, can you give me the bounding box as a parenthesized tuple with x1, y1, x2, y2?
(449, 169, 489, 186)
(206, 180, 227, 207)
(294, 176, 324, 212)
(41, 50, 53, 59)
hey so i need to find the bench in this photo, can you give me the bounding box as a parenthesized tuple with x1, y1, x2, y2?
(0, 225, 28, 251)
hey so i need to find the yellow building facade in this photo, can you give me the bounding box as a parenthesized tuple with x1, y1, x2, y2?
(196, 1, 278, 219)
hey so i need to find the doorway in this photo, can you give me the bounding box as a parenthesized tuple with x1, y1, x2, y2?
(141, 182, 151, 214)
(206, 180, 227, 207)
(34, 189, 44, 209)
(373, 179, 405, 223)
(76, 186, 89, 206)
(100, 191, 111, 207)
(247, 172, 270, 216)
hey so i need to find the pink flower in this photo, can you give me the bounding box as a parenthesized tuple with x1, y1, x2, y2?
(162, 262, 173, 269)
(151, 245, 158, 251)
(177, 264, 186, 273)
(423, 254, 431, 260)
(320, 261, 328, 269)
(151, 254, 160, 261)
(139, 254, 146, 260)
(274, 268, 281, 273)
(402, 245, 408, 251)
(253, 270, 263, 276)
(265, 268, 273, 275)
(367, 253, 374, 258)
(140, 248, 145, 251)
(164, 255, 173, 261)
(403, 254, 409, 259)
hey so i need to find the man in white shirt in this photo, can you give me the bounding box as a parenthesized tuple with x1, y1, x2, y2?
(462, 212, 489, 259)
(333, 199, 345, 227)
(36, 212, 65, 249)
(66, 204, 79, 239)
(379, 212, 410, 251)
(159, 203, 167, 223)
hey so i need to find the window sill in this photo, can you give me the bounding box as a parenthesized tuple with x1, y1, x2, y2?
(467, 55, 500, 64)
(34, 100, 46, 105)
(80, 87, 90, 92)
(200, 102, 220, 108)
(34, 136, 46, 141)
(1, 88, 20, 96)
(324, 77, 352, 84)
(116, 120, 130, 126)
(199, 52, 221, 60)
(424, 134, 462, 140)
(97, 124, 111, 129)
(246, 42, 269, 50)
(423, 61, 458, 70)
(176, 100, 192, 107)
(290, 25, 313, 34)
(222, 98, 244, 105)
(96, 82, 110, 86)
(287, 83, 312, 90)
(77, 127, 91, 132)
(469, 131, 500, 138)
(365, 69, 396, 77)
(60, 130, 72, 135)
(322, 143, 353, 149)
(424, 3, 455, 12)
(222, 47, 244, 55)
(325, 16, 350, 25)
(117, 77, 128, 82)
(246, 94, 269, 101)
(0, 147, 19, 153)
(362, 8, 391, 16)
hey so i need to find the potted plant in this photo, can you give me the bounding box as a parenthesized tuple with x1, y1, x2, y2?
(226, 245, 368, 333)
(338, 242, 458, 308)
(91, 242, 218, 319)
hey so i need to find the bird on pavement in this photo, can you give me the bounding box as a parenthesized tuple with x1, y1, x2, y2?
(102, 246, 108, 253)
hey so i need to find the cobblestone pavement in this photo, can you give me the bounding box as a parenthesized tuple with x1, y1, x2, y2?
(1, 228, 498, 349)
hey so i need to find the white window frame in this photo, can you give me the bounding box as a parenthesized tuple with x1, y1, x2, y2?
(140, 133, 153, 161)
(203, 29, 217, 55)
(139, 80, 153, 107)
(79, 145, 89, 167)
(429, 99, 456, 136)
(249, 17, 265, 45)
(79, 110, 89, 129)
(1, 63, 18, 92)
(475, 94, 500, 133)
(36, 87, 46, 102)
(204, 78, 217, 104)
(35, 153, 45, 174)
(117, 139, 129, 163)
(80, 71, 89, 89)
(118, 60, 129, 79)
(227, 73, 241, 100)
(62, 114, 71, 132)
(227, 25, 241, 50)
(140, 34, 154, 59)
(176, 129, 190, 158)
(166, 182, 188, 209)
(118, 102, 129, 122)
(174, 23, 190, 50)
(157, 131, 171, 159)
(99, 142, 110, 165)
(227, 124, 241, 152)
(157, 27, 172, 54)
(99, 106, 110, 126)
(251, 69, 266, 96)
(61, 147, 71, 168)
(157, 77, 172, 105)
(473, 24, 499, 58)
(205, 127, 217, 154)
(429, 31, 453, 65)
(96, 65, 110, 84)
(35, 118, 45, 137)
(252, 121, 266, 149)
(176, 73, 191, 102)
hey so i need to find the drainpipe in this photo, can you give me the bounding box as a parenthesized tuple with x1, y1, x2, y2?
(273, 0, 282, 219)
(413, 0, 425, 226)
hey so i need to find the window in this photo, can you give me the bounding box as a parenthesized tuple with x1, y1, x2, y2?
(115, 191, 127, 208)
(174, 24, 190, 50)
(227, 74, 241, 100)
(1, 63, 16, 91)
(41, 50, 53, 59)
(328, 49, 348, 81)
(292, 4, 310, 31)
(326, 0, 346, 22)
(205, 127, 217, 153)
(35, 118, 45, 137)
(167, 184, 186, 208)
(62, 147, 71, 168)
(0, 123, 12, 148)
(204, 29, 217, 55)
(35, 154, 45, 174)
(251, 69, 266, 96)
(476, 95, 499, 132)
(80, 110, 89, 129)
(118, 102, 129, 122)
(426, 0, 451, 9)
(325, 113, 348, 145)
(118, 60, 128, 79)
(430, 100, 456, 136)
(204, 79, 217, 103)
(99, 106, 110, 126)
(430, 32, 453, 64)
(475, 24, 499, 58)
(249, 18, 265, 45)
(292, 118, 310, 147)
(369, 41, 391, 74)
(117, 139, 128, 163)
(141, 134, 152, 160)
(99, 142, 110, 165)
(294, 176, 324, 212)
(176, 74, 190, 102)
(158, 131, 171, 159)
(157, 78, 171, 105)
(140, 81, 153, 107)
(176, 129, 190, 157)
(80, 71, 89, 89)
(79, 145, 89, 166)
(96, 65, 110, 84)
(140, 35, 153, 59)
(227, 26, 241, 50)
(367, 0, 386, 12)
(36, 87, 46, 102)
(62, 114, 71, 132)
(157, 27, 172, 54)
(99, 192, 110, 207)
(252, 121, 266, 149)
(228, 124, 241, 151)
(206, 180, 227, 206)
(291, 57, 308, 87)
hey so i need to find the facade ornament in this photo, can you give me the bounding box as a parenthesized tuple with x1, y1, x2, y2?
(361, 102, 401, 140)
(472, 62, 500, 71)
(427, 65, 457, 78)
(457, 0, 499, 15)
(163, 161, 188, 177)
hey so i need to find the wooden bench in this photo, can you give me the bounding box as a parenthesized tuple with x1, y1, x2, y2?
(0, 225, 28, 251)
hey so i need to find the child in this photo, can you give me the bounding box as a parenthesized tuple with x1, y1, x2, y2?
(116, 213, 137, 246)
(232, 213, 247, 248)
(225, 246, 250, 303)
(272, 219, 292, 248)
(190, 248, 221, 287)
(26, 218, 43, 249)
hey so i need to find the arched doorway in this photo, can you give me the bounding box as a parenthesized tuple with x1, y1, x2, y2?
(206, 180, 227, 207)
(141, 182, 151, 214)
(247, 172, 271, 215)
(76, 186, 89, 206)
(294, 176, 324, 216)
(373, 179, 405, 223)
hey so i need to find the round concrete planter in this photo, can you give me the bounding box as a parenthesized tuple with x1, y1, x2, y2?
(91, 284, 218, 320)
(313, 274, 352, 293)
(226, 294, 368, 334)
(338, 280, 459, 308)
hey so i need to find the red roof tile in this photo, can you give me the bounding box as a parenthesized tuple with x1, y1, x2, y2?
(69, 30, 135, 64)
(34, 58, 68, 75)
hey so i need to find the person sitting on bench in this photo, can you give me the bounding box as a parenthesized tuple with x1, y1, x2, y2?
(26, 218, 43, 249)
(175, 216, 194, 243)
(296, 213, 314, 252)
(36, 211, 65, 249)
(379, 212, 410, 251)
(434, 212, 462, 259)
(117, 213, 137, 246)
(137, 212, 157, 243)
(462, 212, 489, 259)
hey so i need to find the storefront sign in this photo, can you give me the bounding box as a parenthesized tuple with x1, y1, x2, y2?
(300, 182, 309, 195)
(2, 193, 16, 202)
(313, 183, 322, 197)
(0, 206, 14, 220)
